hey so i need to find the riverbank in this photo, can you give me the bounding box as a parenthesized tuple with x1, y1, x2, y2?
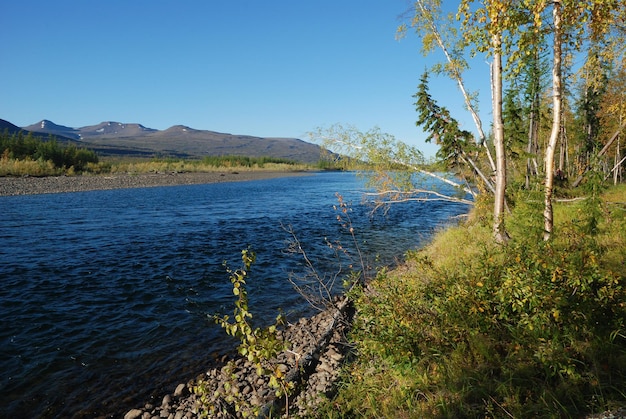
(314, 185, 626, 418)
(0, 171, 309, 196)
(123, 299, 353, 419)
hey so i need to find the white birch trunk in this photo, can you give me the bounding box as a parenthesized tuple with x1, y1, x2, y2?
(544, 0, 562, 241)
(491, 34, 508, 243)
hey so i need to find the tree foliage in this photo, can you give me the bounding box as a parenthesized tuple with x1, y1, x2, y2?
(399, 0, 626, 241)
(414, 72, 475, 166)
(0, 130, 98, 172)
(311, 124, 475, 211)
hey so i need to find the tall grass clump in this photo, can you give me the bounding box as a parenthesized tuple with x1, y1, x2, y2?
(321, 186, 626, 418)
(107, 156, 310, 174)
(0, 155, 61, 176)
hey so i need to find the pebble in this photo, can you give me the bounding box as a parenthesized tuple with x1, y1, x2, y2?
(173, 383, 187, 397)
(124, 409, 143, 419)
(122, 298, 354, 418)
(0, 171, 307, 197)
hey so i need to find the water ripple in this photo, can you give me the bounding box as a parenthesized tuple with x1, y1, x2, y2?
(0, 172, 469, 418)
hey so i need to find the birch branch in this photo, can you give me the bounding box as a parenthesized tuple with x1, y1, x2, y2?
(414, 0, 496, 173)
(364, 188, 474, 205)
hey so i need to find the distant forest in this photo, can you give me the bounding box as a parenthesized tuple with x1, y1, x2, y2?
(0, 130, 99, 171)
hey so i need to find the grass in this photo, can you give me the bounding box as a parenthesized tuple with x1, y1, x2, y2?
(0, 157, 61, 176)
(316, 184, 626, 418)
(0, 156, 317, 177)
(106, 158, 311, 174)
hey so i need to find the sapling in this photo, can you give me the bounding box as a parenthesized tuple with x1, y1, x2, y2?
(193, 248, 293, 417)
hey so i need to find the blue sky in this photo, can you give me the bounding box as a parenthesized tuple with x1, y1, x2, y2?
(1, 1, 492, 158)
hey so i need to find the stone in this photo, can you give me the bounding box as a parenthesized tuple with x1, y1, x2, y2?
(124, 409, 143, 419)
(316, 382, 327, 393)
(317, 360, 333, 373)
(119, 302, 356, 419)
(327, 347, 343, 361)
(174, 383, 187, 397)
(249, 394, 261, 406)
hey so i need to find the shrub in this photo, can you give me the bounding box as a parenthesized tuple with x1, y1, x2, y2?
(322, 187, 626, 418)
(193, 249, 292, 417)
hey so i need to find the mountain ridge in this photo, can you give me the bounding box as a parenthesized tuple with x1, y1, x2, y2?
(3, 118, 323, 163)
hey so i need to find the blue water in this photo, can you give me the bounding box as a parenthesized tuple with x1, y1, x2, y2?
(0, 172, 469, 418)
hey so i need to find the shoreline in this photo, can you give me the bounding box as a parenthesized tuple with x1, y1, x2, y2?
(0, 171, 310, 197)
(122, 299, 353, 419)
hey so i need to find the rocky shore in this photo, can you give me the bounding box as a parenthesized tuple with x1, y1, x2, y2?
(0, 171, 308, 196)
(123, 298, 353, 419)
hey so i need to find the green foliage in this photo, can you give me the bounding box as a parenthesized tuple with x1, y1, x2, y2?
(0, 130, 98, 174)
(580, 167, 608, 236)
(310, 124, 424, 170)
(572, 50, 611, 170)
(323, 187, 626, 418)
(502, 88, 528, 153)
(201, 155, 296, 168)
(193, 249, 293, 417)
(215, 249, 290, 369)
(414, 71, 476, 168)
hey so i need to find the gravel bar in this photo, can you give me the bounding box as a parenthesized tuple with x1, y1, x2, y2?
(0, 171, 309, 196)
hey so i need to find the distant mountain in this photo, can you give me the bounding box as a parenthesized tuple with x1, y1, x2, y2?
(24, 120, 81, 140)
(74, 121, 158, 138)
(1, 118, 75, 142)
(0, 119, 25, 134)
(16, 119, 324, 163)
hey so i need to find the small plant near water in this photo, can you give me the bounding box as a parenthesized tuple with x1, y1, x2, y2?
(284, 193, 368, 312)
(193, 248, 293, 417)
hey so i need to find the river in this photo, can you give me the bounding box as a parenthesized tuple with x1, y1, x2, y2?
(0, 171, 469, 418)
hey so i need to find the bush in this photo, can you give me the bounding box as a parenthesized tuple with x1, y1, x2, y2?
(322, 187, 626, 418)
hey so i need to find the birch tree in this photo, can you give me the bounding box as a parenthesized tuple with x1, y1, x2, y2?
(399, 0, 496, 175)
(543, 0, 563, 240)
(457, 0, 531, 242)
(310, 124, 475, 211)
(542, 0, 625, 239)
(401, 0, 511, 240)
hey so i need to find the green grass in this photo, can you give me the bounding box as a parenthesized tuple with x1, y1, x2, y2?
(317, 185, 626, 418)
(106, 158, 311, 174)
